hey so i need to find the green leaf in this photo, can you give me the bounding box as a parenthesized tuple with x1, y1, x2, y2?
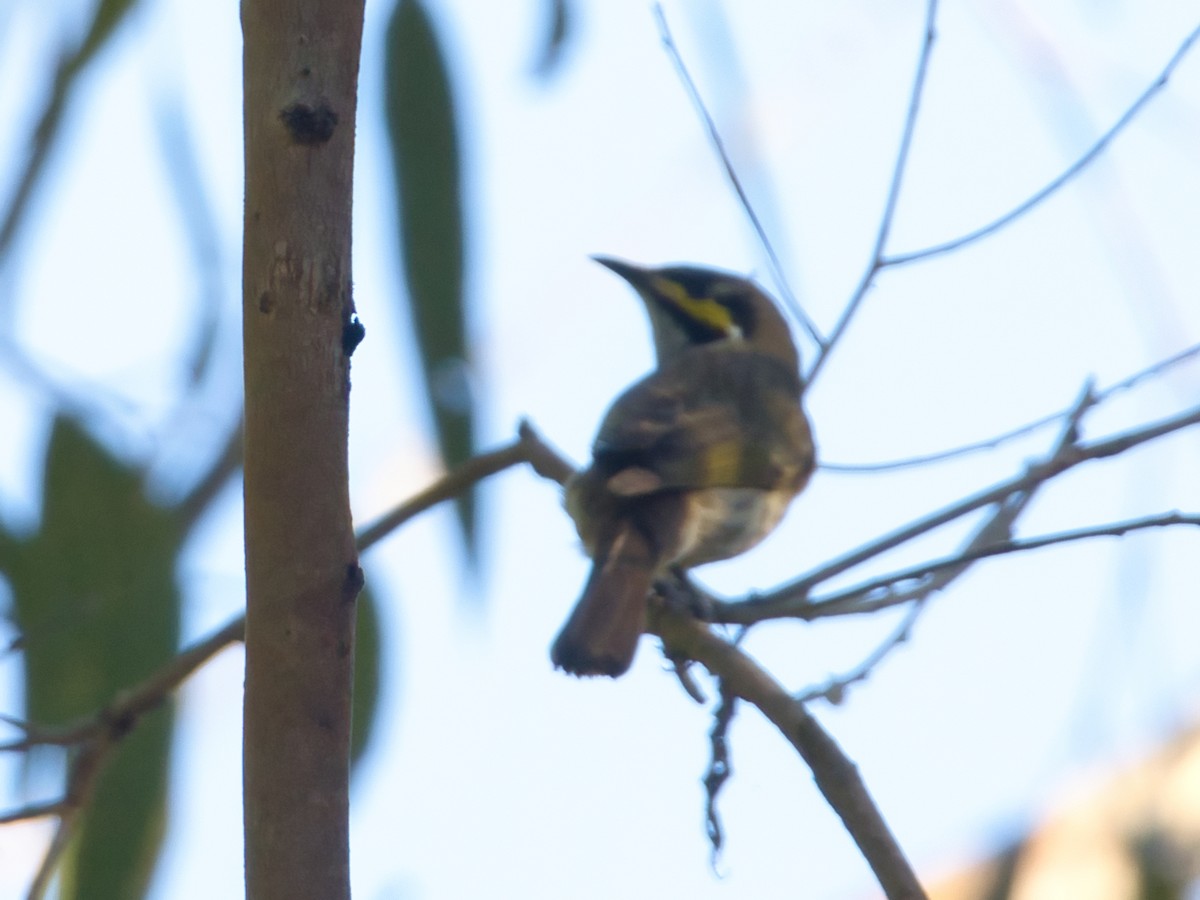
(384, 0, 476, 563)
(4, 416, 182, 900)
(350, 580, 382, 771)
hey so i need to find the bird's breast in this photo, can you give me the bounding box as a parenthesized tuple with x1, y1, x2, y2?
(674, 486, 795, 568)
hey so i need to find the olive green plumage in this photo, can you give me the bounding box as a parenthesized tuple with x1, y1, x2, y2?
(552, 257, 815, 677)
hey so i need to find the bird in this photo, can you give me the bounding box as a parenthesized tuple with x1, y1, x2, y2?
(551, 257, 816, 677)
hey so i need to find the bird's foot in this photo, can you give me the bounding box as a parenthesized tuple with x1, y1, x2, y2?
(658, 568, 717, 622)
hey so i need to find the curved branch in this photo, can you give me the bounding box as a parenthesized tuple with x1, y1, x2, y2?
(177, 419, 244, 533)
(714, 401, 1200, 624)
(356, 420, 572, 551)
(651, 4, 823, 350)
(810, 511, 1200, 620)
(649, 606, 927, 899)
(806, 0, 939, 386)
(821, 339, 1200, 472)
(885, 22, 1200, 267)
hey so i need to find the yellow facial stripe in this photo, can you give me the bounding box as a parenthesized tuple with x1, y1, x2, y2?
(651, 277, 736, 335)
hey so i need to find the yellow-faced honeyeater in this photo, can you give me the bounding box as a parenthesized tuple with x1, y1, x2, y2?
(552, 257, 816, 677)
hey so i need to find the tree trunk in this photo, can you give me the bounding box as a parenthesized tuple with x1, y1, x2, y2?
(241, 1, 366, 897)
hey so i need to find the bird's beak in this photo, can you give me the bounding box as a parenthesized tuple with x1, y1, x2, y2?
(592, 255, 684, 313)
(591, 255, 655, 292)
(592, 254, 737, 342)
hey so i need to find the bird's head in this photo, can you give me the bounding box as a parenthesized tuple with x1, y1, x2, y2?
(592, 256, 799, 371)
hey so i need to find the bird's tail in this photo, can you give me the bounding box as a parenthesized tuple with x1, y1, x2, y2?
(551, 522, 658, 677)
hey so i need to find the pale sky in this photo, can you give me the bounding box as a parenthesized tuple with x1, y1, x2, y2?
(1, 1, 1199, 898)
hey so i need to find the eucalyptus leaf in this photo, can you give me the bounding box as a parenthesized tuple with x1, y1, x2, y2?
(351, 580, 382, 771)
(384, 0, 476, 563)
(3, 417, 182, 900)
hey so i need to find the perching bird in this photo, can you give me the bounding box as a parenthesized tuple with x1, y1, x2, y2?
(552, 257, 816, 677)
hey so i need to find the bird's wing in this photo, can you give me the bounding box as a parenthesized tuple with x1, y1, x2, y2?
(591, 349, 809, 494)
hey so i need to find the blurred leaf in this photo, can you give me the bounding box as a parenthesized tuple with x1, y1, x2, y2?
(70, 707, 172, 900)
(153, 97, 225, 389)
(0, 0, 144, 267)
(1131, 828, 1189, 900)
(531, 0, 574, 79)
(1, 416, 183, 900)
(979, 839, 1024, 900)
(384, 0, 476, 563)
(350, 580, 382, 770)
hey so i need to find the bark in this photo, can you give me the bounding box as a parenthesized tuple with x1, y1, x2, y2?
(241, 1, 366, 897)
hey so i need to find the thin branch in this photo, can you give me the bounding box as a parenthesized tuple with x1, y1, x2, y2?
(1, 617, 245, 757)
(796, 600, 926, 705)
(810, 511, 1200, 620)
(177, 419, 244, 533)
(26, 739, 108, 900)
(703, 682, 736, 866)
(1, 619, 247, 895)
(356, 439, 526, 551)
(649, 605, 927, 899)
(0, 718, 91, 753)
(822, 341, 1200, 473)
(4, 389, 1192, 897)
(356, 420, 570, 551)
(154, 95, 228, 389)
(819, 416, 1064, 473)
(0, 421, 567, 807)
(796, 385, 1094, 697)
(1101, 341, 1200, 398)
(2, 423, 570, 900)
(712, 401, 1200, 624)
(0, 800, 64, 826)
(885, 22, 1200, 267)
(651, 3, 824, 350)
(3, 423, 565, 768)
(806, 0, 939, 386)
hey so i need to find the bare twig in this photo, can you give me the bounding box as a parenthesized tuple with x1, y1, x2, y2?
(27, 740, 108, 900)
(819, 416, 1066, 473)
(5, 382, 1193, 898)
(649, 605, 927, 899)
(0, 718, 91, 753)
(796, 600, 926, 705)
(651, 3, 823, 350)
(822, 341, 1200, 473)
(177, 419, 244, 533)
(703, 682, 736, 866)
(806, 17, 1200, 389)
(1101, 342, 1200, 398)
(885, 22, 1200, 267)
(154, 95, 228, 388)
(1, 420, 570, 845)
(0, 617, 245, 758)
(356, 420, 571, 551)
(515, 419, 577, 485)
(809, 511, 1200, 620)
(0, 714, 90, 751)
(668, 657, 708, 704)
(806, 0, 939, 386)
(797, 384, 1095, 698)
(356, 438, 528, 551)
(0, 620, 247, 893)
(0, 799, 64, 826)
(796, 385, 1087, 698)
(713, 401, 1200, 624)
(2, 421, 568, 900)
